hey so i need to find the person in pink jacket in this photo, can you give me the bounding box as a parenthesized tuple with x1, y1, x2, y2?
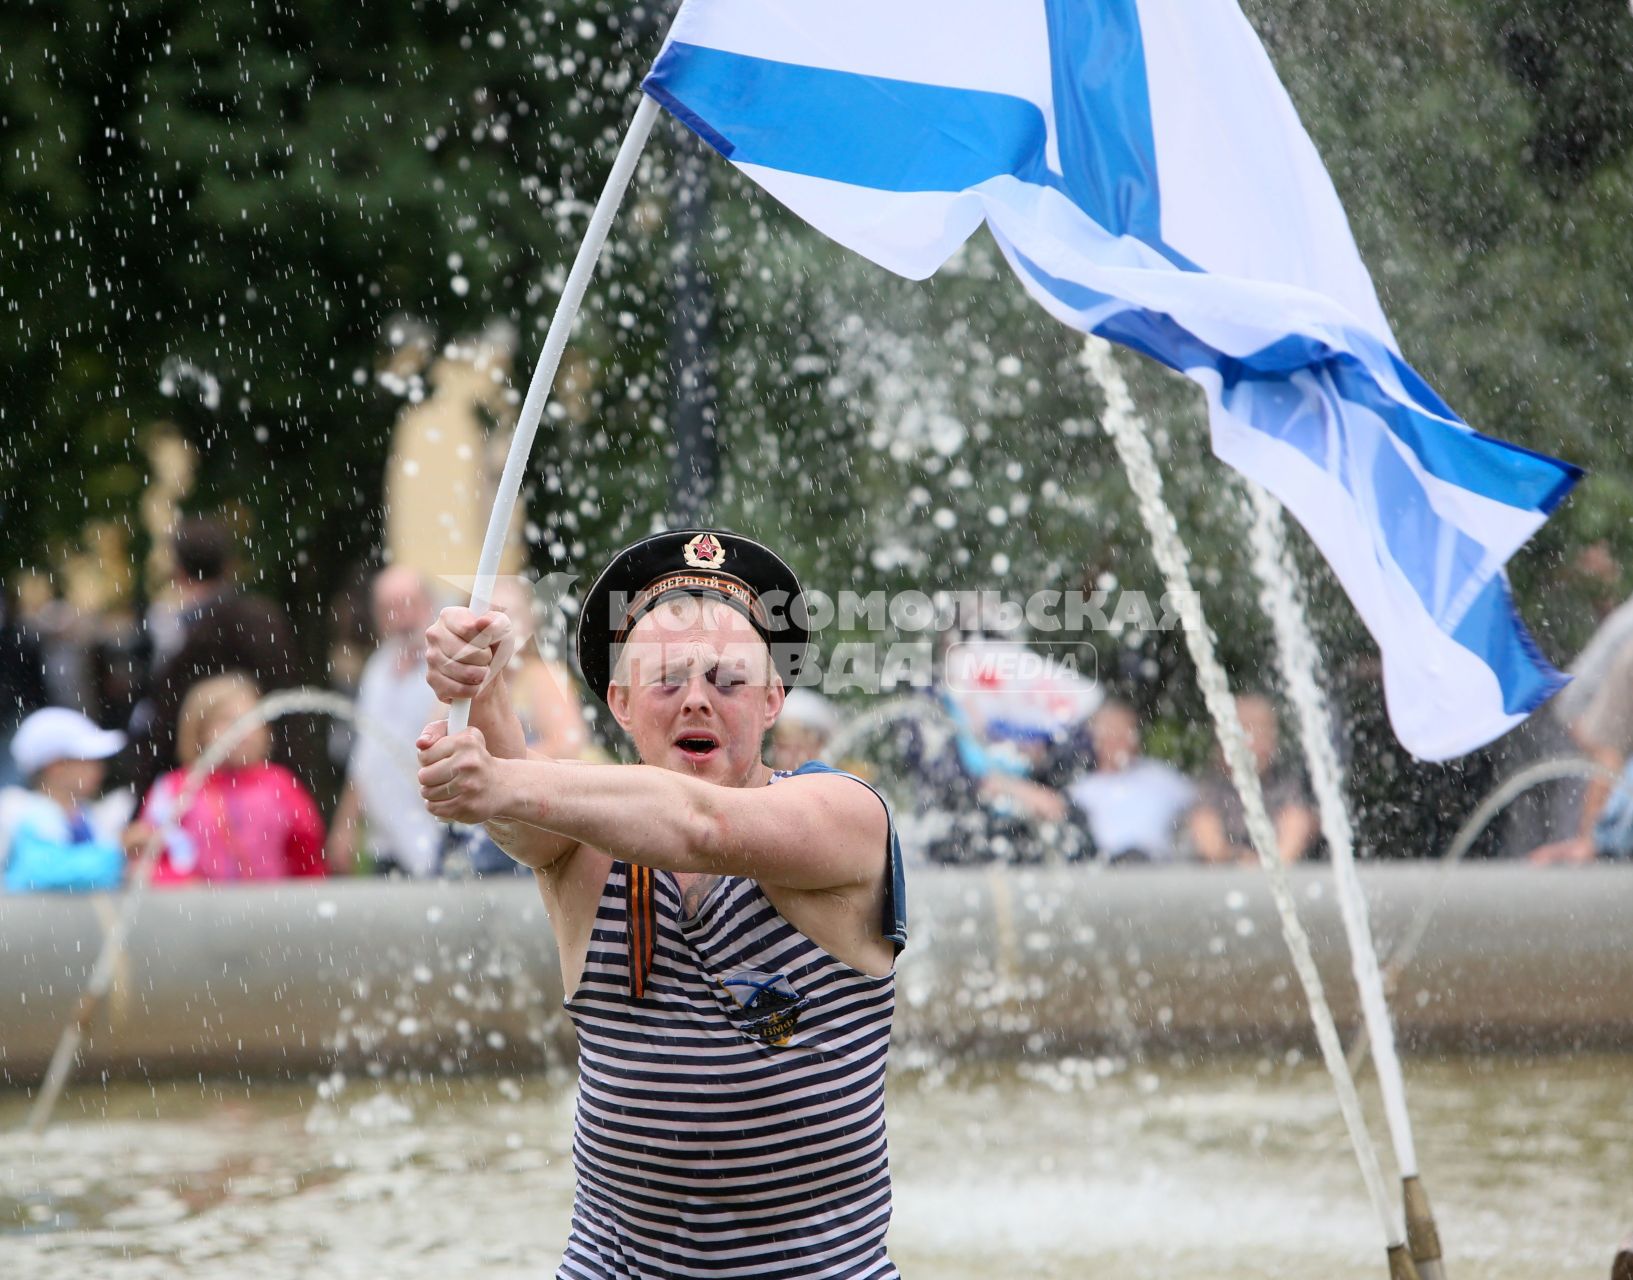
(142, 674, 327, 884)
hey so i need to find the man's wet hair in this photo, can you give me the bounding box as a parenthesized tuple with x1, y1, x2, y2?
(173, 517, 232, 584)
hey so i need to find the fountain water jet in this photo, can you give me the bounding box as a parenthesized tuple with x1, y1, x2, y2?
(445, 94, 661, 736)
(1244, 485, 1446, 1280)
(23, 688, 417, 1136)
(1083, 336, 1414, 1276)
(819, 694, 957, 769)
(1346, 754, 1615, 1078)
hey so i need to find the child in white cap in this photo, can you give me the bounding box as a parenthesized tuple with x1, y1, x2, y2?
(1, 707, 146, 893)
(769, 686, 842, 772)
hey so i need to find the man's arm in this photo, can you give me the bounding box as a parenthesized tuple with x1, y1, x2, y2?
(461, 673, 583, 871)
(325, 779, 363, 872)
(1274, 801, 1318, 864)
(416, 723, 886, 893)
(1188, 803, 1249, 864)
(1530, 646, 1633, 863)
(979, 772, 1068, 824)
(1571, 732, 1624, 839)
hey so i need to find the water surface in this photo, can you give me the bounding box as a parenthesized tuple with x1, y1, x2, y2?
(2, 1056, 1626, 1278)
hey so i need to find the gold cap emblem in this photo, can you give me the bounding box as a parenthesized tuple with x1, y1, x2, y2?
(683, 532, 727, 569)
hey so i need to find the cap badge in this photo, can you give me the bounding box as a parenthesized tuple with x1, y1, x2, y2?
(683, 532, 727, 569)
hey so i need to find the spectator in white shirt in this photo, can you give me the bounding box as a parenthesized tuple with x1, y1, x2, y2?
(1067, 700, 1194, 863)
(327, 567, 444, 876)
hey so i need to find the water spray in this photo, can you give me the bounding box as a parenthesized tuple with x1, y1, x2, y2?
(1244, 485, 1445, 1280)
(1084, 337, 1415, 1276)
(23, 688, 416, 1136)
(447, 93, 661, 736)
(819, 694, 957, 768)
(1348, 755, 1615, 1078)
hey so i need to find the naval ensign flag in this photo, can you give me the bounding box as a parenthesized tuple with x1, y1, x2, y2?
(643, 0, 1581, 761)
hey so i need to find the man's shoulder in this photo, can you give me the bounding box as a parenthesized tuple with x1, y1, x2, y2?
(223, 589, 291, 624)
(1192, 768, 1238, 808)
(1072, 758, 1191, 797)
(356, 648, 391, 693)
(771, 759, 874, 786)
(188, 590, 290, 639)
(1581, 641, 1633, 731)
(768, 761, 890, 814)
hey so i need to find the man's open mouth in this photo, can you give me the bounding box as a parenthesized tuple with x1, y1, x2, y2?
(674, 733, 720, 760)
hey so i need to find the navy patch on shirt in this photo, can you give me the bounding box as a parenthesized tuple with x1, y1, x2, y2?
(720, 971, 807, 1046)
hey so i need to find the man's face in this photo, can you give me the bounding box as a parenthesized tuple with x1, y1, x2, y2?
(372, 567, 431, 644)
(1237, 696, 1278, 774)
(770, 722, 826, 772)
(607, 597, 784, 785)
(1091, 705, 1140, 771)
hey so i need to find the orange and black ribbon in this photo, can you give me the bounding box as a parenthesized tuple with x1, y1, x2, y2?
(624, 863, 656, 999)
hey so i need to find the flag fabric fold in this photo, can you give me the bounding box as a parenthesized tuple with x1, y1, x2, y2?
(643, 0, 1581, 760)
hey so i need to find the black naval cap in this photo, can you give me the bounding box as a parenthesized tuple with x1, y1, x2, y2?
(576, 529, 812, 705)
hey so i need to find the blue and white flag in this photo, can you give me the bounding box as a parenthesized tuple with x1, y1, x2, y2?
(643, 0, 1581, 761)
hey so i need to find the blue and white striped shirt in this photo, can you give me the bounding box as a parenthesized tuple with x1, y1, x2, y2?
(559, 763, 906, 1279)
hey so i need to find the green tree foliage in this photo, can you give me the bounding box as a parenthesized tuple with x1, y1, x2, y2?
(1492, 0, 1633, 189)
(0, 0, 677, 641)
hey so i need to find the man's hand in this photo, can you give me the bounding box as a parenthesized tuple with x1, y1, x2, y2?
(325, 780, 362, 871)
(424, 606, 517, 704)
(1528, 835, 1598, 866)
(417, 719, 514, 824)
(326, 821, 358, 870)
(979, 773, 1068, 824)
(120, 821, 158, 860)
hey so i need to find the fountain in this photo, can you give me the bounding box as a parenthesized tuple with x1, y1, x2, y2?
(1082, 337, 1416, 1276)
(6, 14, 1627, 1277)
(1245, 483, 1445, 1278)
(21, 689, 417, 1136)
(1347, 754, 1616, 1077)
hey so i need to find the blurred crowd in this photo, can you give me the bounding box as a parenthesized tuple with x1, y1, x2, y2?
(3, 519, 1631, 895)
(872, 681, 1321, 869)
(0, 516, 600, 894)
(868, 549, 1633, 868)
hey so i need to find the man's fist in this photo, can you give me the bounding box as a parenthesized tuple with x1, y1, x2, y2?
(417, 720, 512, 825)
(424, 606, 517, 704)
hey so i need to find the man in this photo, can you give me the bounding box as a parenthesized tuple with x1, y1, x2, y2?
(1531, 633, 1633, 864)
(1067, 699, 1194, 863)
(767, 685, 840, 771)
(417, 530, 905, 1279)
(0, 589, 47, 790)
(127, 517, 300, 795)
(329, 566, 444, 876)
(1187, 693, 1317, 865)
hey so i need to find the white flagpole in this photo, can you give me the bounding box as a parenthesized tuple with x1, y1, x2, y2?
(448, 92, 663, 735)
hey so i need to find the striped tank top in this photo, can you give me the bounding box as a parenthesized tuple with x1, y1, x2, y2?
(559, 762, 908, 1280)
